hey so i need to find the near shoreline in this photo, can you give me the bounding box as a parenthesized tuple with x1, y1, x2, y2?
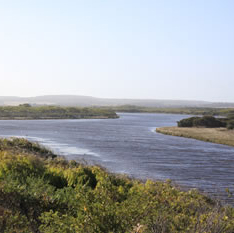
(156, 126, 234, 147)
(0, 137, 234, 232)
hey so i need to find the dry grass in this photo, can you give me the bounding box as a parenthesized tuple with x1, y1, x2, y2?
(156, 127, 234, 147)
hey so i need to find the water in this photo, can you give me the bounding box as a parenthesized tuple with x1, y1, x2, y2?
(0, 113, 234, 204)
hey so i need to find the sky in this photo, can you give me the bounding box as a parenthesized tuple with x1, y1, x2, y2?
(0, 0, 234, 102)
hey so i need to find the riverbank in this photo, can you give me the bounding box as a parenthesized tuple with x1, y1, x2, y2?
(1, 137, 234, 232)
(156, 126, 234, 147)
(109, 105, 234, 116)
(0, 105, 119, 120)
(0, 115, 117, 120)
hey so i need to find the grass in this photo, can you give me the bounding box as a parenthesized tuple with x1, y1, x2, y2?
(156, 127, 234, 147)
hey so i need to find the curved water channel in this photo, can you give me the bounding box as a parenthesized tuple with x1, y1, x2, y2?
(0, 113, 234, 204)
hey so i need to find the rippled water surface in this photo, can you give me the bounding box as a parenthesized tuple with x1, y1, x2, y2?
(0, 113, 234, 203)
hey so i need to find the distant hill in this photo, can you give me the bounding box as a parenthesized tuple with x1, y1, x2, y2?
(0, 95, 234, 108)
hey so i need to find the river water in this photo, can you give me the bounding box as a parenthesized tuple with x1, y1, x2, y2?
(0, 113, 233, 204)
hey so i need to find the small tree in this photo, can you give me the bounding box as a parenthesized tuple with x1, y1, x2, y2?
(227, 120, 234, 130)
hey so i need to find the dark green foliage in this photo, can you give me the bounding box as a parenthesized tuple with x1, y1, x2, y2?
(177, 117, 200, 127)
(178, 116, 226, 128)
(0, 105, 118, 120)
(193, 116, 226, 128)
(70, 167, 97, 189)
(227, 120, 234, 130)
(0, 138, 234, 232)
(177, 115, 234, 130)
(43, 171, 68, 189)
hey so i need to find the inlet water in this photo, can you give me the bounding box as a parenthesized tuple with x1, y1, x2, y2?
(0, 113, 233, 204)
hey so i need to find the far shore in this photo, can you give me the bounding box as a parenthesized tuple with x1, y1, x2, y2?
(0, 105, 119, 120)
(156, 126, 234, 147)
(0, 116, 118, 120)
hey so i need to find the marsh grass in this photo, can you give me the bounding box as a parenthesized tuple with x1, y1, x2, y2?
(156, 127, 234, 147)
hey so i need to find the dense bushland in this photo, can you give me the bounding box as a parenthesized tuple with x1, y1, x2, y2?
(0, 105, 118, 119)
(0, 138, 234, 232)
(177, 115, 234, 129)
(109, 105, 234, 116)
(177, 116, 226, 128)
(178, 115, 234, 130)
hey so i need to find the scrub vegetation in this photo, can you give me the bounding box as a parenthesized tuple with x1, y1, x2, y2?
(0, 104, 118, 120)
(109, 105, 234, 116)
(177, 116, 227, 128)
(0, 138, 234, 232)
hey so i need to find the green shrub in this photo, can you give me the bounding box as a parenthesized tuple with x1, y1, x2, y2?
(43, 171, 68, 189)
(227, 120, 234, 130)
(0, 137, 56, 158)
(177, 117, 199, 127)
(0, 153, 45, 182)
(178, 116, 226, 128)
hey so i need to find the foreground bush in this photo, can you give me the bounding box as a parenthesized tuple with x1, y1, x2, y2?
(0, 139, 234, 232)
(0, 137, 56, 158)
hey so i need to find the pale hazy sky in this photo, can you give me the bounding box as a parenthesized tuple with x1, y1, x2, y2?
(0, 1, 233, 102)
